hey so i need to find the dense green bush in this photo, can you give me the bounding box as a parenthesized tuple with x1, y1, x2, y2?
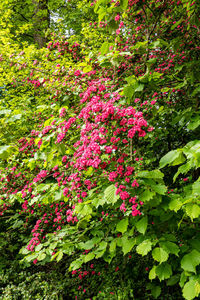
(0, 0, 200, 299)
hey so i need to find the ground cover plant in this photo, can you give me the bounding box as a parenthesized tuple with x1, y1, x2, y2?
(0, 0, 200, 299)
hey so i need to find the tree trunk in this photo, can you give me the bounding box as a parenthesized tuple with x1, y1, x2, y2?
(32, 0, 50, 48)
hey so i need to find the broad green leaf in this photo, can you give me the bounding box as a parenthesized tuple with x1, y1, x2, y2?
(37, 252, 46, 261)
(140, 190, 156, 202)
(110, 239, 117, 253)
(149, 266, 156, 280)
(116, 218, 128, 234)
(120, 0, 128, 9)
(100, 42, 110, 55)
(104, 185, 119, 204)
(181, 250, 200, 273)
(137, 170, 164, 179)
(84, 252, 95, 263)
(152, 247, 169, 263)
(159, 241, 179, 256)
(151, 286, 161, 299)
(156, 263, 172, 281)
(193, 181, 200, 195)
(151, 184, 167, 195)
(0, 145, 14, 159)
(167, 275, 180, 286)
(183, 280, 198, 300)
(121, 236, 136, 255)
(135, 216, 148, 235)
(187, 117, 200, 130)
(70, 259, 83, 271)
(169, 198, 183, 212)
(83, 240, 95, 250)
(56, 251, 63, 262)
(159, 150, 180, 168)
(136, 240, 152, 256)
(173, 162, 191, 182)
(185, 204, 200, 221)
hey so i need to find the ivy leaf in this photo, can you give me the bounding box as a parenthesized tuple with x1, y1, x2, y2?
(136, 240, 152, 256)
(181, 250, 200, 273)
(156, 263, 172, 281)
(152, 247, 169, 263)
(116, 218, 128, 233)
(135, 216, 148, 234)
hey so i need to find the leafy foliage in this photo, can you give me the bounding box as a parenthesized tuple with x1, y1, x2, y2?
(0, 0, 200, 299)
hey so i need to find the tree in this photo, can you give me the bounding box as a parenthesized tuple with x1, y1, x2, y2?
(0, 0, 200, 299)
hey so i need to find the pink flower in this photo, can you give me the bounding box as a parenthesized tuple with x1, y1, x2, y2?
(115, 15, 120, 21)
(116, 29, 120, 35)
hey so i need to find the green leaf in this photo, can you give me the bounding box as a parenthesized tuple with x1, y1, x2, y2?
(159, 150, 180, 168)
(136, 240, 152, 256)
(84, 252, 95, 263)
(120, 0, 128, 9)
(110, 239, 117, 253)
(187, 116, 200, 130)
(185, 204, 200, 221)
(121, 236, 136, 255)
(137, 170, 164, 179)
(70, 259, 83, 271)
(140, 190, 156, 202)
(37, 252, 46, 261)
(83, 240, 95, 250)
(151, 286, 161, 299)
(0, 145, 14, 159)
(135, 83, 144, 92)
(104, 185, 119, 204)
(56, 251, 63, 262)
(156, 263, 172, 281)
(135, 216, 148, 235)
(116, 218, 128, 234)
(151, 184, 167, 195)
(149, 266, 156, 280)
(159, 241, 180, 256)
(183, 280, 198, 300)
(193, 181, 200, 195)
(181, 250, 200, 273)
(100, 42, 110, 55)
(152, 247, 169, 263)
(167, 275, 180, 286)
(169, 198, 183, 212)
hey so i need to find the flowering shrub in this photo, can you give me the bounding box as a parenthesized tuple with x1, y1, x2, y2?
(0, 0, 200, 299)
